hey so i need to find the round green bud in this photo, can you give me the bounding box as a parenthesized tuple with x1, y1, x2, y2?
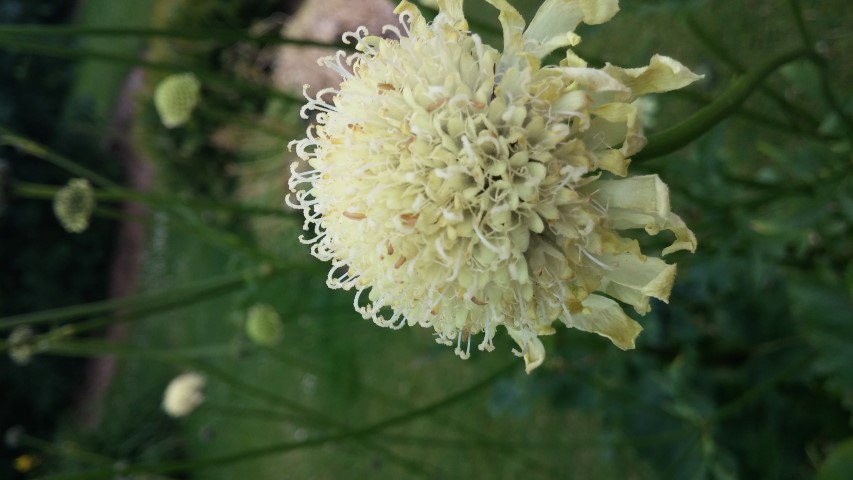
(245, 304, 283, 346)
(53, 178, 95, 234)
(154, 73, 201, 128)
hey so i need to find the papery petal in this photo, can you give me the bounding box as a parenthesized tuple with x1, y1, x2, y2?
(570, 294, 642, 350)
(607, 209, 697, 255)
(599, 281, 652, 314)
(436, 0, 467, 30)
(524, 0, 619, 58)
(482, 0, 530, 70)
(394, 1, 426, 29)
(558, 67, 629, 93)
(593, 102, 645, 157)
(506, 326, 547, 373)
(599, 253, 676, 302)
(586, 175, 670, 217)
(603, 54, 703, 99)
(659, 213, 697, 255)
(586, 175, 697, 254)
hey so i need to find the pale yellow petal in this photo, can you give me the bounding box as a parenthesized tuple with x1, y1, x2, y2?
(569, 294, 642, 350)
(482, 0, 529, 69)
(598, 253, 676, 302)
(436, 0, 467, 30)
(394, 2, 430, 34)
(599, 281, 652, 314)
(506, 326, 547, 373)
(558, 67, 628, 94)
(577, 0, 620, 24)
(524, 0, 619, 58)
(603, 54, 703, 99)
(586, 175, 696, 255)
(607, 209, 698, 255)
(584, 175, 671, 217)
(588, 101, 645, 159)
(660, 212, 697, 255)
(595, 150, 631, 177)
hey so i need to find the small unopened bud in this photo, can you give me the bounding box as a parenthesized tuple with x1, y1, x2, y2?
(53, 178, 95, 233)
(245, 304, 284, 347)
(154, 73, 201, 128)
(7, 326, 36, 365)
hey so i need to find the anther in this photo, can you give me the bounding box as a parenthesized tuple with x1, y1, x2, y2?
(400, 213, 419, 225)
(394, 256, 407, 269)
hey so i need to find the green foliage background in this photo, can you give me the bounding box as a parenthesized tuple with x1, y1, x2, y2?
(1, 0, 851, 479)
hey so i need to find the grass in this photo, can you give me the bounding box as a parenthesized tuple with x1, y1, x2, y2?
(61, 0, 155, 127)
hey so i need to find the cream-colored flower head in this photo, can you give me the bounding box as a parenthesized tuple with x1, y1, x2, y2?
(54, 178, 95, 234)
(162, 372, 206, 418)
(288, 0, 700, 372)
(245, 304, 284, 346)
(154, 73, 201, 128)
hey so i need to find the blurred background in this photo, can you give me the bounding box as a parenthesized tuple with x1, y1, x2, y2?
(1, 0, 851, 478)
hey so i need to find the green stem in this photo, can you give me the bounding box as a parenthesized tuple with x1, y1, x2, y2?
(787, 0, 814, 48)
(34, 362, 515, 480)
(788, 0, 853, 139)
(262, 348, 560, 476)
(18, 433, 116, 468)
(0, 126, 119, 189)
(37, 339, 342, 430)
(196, 103, 300, 141)
(684, 14, 820, 127)
(0, 266, 274, 331)
(709, 352, 814, 422)
(0, 25, 352, 50)
(13, 181, 294, 218)
(91, 205, 282, 265)
(672, 87, 834, 141)
(636, 48, 809, 161)
(0, 37, 302, 105)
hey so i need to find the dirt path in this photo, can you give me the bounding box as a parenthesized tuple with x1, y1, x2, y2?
(75, 68, 152, 428)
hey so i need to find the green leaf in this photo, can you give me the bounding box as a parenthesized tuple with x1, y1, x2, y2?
(816, 438, 853, 480)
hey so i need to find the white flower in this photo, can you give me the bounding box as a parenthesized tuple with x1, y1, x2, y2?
(288, 0, 700, 372)
(162, 372, 206, 417)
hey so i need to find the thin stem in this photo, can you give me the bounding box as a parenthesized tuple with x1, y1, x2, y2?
(0, 25, 352, 50)
(709, 352, 815, 423)
(0, 37, 302, 105)
(788, 0, 853, 139)
(684, 14, 820, 127)
(12, 181, 294, 218)
(0, 266, 276, 331)
(18, 433, 117, 468)
(34, 361, 515, 480)
(195, 103, 301, 141)
(672, 88, 835, 141)
(0, 126, 119, 189)
(636, 48, 809, 161)
(91, 205, 281, 265)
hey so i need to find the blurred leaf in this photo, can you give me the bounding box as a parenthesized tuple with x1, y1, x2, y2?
(788, 281, 853, 412)
(816, 438, 853, 480)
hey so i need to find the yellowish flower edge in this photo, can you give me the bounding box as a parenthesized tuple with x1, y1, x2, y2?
(289, 0, 700, 372)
